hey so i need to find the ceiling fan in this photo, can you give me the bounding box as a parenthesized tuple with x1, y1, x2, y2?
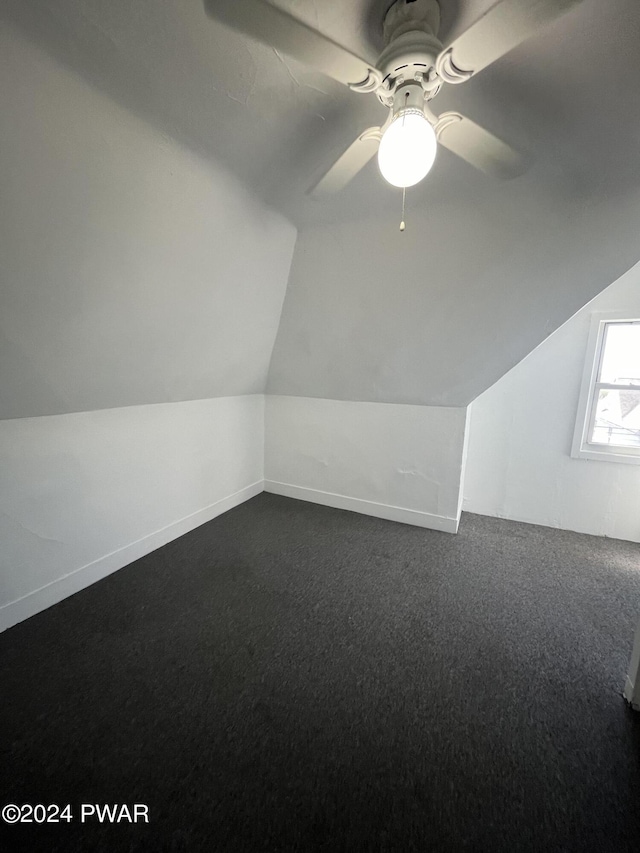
(204, 0, 583, 194)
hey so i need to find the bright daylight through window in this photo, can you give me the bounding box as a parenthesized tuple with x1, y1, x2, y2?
(573, 317, 640, 463)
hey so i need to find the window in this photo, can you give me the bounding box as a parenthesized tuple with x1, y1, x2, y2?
(572, 314, 640, 464)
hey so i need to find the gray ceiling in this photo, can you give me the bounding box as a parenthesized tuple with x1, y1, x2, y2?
(0, 19, 296, 419)
(5, 0, 640, 227)
(2, 0, 640, 414)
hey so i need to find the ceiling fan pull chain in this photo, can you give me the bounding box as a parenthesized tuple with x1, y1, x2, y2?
(400, 186, 407, 232)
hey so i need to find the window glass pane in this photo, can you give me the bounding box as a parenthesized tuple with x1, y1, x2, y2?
(598, 322, 640, 385)
(590, 388, 640, 447)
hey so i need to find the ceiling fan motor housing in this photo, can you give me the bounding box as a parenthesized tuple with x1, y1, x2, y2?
(382, 0, 441, 44)
(377, 0, 444, 105)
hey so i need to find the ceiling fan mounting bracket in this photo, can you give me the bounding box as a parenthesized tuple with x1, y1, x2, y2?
(359, 127, 384, 144)
(348, 67, 385, 94)
(435, 48, 473, 84)
(432, 111, 463, 139)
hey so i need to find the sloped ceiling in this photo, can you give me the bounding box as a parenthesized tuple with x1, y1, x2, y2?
(267, 188, 640, 405)
(0, 20, 296, 420)
(2, 0, 640, 410)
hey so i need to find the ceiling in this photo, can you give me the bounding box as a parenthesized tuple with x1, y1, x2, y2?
(3, 0, 640, 229)
(0, 19, 298, 419)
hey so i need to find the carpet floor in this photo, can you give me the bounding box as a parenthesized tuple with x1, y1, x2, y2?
(1, 493, 640, 852)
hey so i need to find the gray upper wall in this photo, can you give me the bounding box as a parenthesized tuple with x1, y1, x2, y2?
(0, 24, 296, 420)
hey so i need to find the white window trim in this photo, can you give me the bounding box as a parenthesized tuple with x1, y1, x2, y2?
(571, 312, 640, 465)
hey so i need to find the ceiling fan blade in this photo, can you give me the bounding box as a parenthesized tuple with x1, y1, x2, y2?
(437, 0, 583, 82)
(203, 0, 381, 90)
(310, 128, 383, 195)
(435, 113, 526, 179)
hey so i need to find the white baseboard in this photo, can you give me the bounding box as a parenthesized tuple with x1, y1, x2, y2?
(1, 479, 457, 634)
(0, 480, 263, 634)
(461, 504, 640, 544)
(624, 675, 639, 711)
(264, 480, 459, 534)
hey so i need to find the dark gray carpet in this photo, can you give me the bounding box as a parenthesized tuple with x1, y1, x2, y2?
(1, 493, 640, 852)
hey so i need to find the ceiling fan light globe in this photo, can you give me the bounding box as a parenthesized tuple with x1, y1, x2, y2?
(377, 111, 437, 188)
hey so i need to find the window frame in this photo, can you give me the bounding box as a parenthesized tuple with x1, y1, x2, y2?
(571, 312, 640, 465)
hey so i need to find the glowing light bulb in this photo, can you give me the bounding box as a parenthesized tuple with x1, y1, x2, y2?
(377, 110, 437, 188)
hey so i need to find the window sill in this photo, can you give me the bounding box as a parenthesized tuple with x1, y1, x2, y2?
(571, 445, 640, 465)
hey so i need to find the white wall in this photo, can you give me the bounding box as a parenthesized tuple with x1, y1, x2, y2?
(265, 396, 469, 533)
(624, 618, 640, 710)
(0, 23, 296, 420)
(463, 262, 640, 542)
(3, 394, 471, 633)
(0, 396, 264, 632)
